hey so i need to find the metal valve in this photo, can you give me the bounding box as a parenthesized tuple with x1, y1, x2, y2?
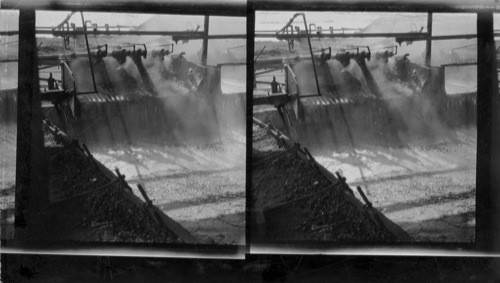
(133, 44, 148, 59)
(335, 52, 355, 67)
(96, 44, 108, 63)
(111, 49, 130, 65)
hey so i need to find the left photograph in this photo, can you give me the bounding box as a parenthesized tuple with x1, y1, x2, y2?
(0, 8, 246, 246)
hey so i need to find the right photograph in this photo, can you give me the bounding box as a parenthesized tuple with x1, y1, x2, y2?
(251, 11, 477, 244)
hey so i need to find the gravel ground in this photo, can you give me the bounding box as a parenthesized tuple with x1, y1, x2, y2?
(311, 128, 476, 242)
(88, 130, 246, 245)
(252, 124, 397, 242)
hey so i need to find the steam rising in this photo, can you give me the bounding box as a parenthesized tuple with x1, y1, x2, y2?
(287, 53, 475, 148)
(67, 46, 245, 146)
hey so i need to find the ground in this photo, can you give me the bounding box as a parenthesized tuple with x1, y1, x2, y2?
(0, 123, 246, 245)
(251, 125, 399, 243)
(88, 131, 246, 245)
(309, 128, 476, 242)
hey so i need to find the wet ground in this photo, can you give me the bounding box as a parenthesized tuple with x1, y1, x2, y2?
(88, 131, 246, 245)
(309, 128, 476, 242)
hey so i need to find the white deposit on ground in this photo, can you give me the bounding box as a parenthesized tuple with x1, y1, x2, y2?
(90, 131, 246, 245)
(312, 129, 476, 242)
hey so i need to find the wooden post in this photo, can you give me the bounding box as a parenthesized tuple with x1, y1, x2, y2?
(15, 10, 48, 233)
(201, 15, 209, 66)
(476, 12, 499, 252)
(425, 12, 432, 68)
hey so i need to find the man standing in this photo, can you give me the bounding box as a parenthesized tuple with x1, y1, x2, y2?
(270, 76, 282, 94)
(47, 72, 58, 90)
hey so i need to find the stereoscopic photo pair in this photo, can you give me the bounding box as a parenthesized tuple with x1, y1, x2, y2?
(0, 1, 498, 259)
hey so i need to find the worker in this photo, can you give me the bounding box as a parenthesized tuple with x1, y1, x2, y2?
(270, 76, 282, 94)
(47, 72, 57, 90)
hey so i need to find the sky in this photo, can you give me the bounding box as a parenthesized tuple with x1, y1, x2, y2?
(0, 10, 499, 34)
(255, 11, 480, 35)
(0, 10, 243, 33)
(35, 11, 153, 28)
(255, 11, 383, 32)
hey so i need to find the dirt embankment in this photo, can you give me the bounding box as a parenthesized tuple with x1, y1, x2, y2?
(27, 125, 183, 243)
(252, 125, 398, 243)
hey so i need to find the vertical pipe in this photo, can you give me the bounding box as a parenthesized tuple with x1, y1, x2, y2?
(15, 9, 48, 233)
(301, 14, 321, 96)
(81, 11, 98, 93)
(425, 12, 433, 68)
(424, 13, 435, 104)
(201, 15, 209, 66)
(476, 12, 499, 252)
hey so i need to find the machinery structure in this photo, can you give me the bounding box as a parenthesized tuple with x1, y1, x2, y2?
(254, 13, 477, 143)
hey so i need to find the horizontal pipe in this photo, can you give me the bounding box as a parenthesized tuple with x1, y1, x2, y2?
(216, 62, 247, 66)
(441, 62, 478, 67)
(397, 33, 478, 41)
(0, 48, 191, 63)
(256, 32, 482, 41)
(0, 30, 246, 40)
(0, 31, 477, 41)
(0, 52, 92, 63)
(48, 30, 204, 36)
(257, 32, 430, 39)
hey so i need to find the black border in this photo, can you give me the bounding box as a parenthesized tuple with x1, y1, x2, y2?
(0, 0, 499, 259)
(0, 0, 247, 17)
(252, 0, 500, 13)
